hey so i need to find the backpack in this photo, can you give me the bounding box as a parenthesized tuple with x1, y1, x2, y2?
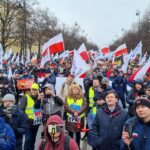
(40, 135, 70, 150)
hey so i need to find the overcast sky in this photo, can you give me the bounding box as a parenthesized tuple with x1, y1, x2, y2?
(38, 0, 150, 48)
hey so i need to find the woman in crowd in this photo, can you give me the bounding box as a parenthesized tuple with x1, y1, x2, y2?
(64, 84, 87, 148)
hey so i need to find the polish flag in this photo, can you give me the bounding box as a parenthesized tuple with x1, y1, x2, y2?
(129, 59, 150, 82)
(114, 44, 128, 57)
(31, 55, 37, 64)
(101, 46, 109, 54)
(69, 50, 74, 57)
(71, 50, 90, 78)
(78, 43, 89, 61)
(42, 33, 64, 56)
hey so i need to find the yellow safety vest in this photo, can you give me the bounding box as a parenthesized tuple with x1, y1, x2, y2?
(89, 87, 95, 107)
(25, 94, 35, 119)
(92, 106, 97, 115)
(67, 97, 85, 118)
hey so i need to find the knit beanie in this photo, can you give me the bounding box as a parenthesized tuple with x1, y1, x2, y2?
(134, 97, 150, 109)
(3, 94, 15, 104)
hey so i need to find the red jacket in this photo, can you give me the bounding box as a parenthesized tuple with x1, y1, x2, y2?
(38, 115, 79, 150)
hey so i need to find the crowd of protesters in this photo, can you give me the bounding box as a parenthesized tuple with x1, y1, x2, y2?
(0, 55, 149, 150)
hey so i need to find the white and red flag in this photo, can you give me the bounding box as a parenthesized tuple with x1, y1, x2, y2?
(40, 48, 51, 68)
(78, 43, 89, 61)
(129, 59, 150, 82)
(70, 50, 90, 78)
(42, 33, 64, 56)
(114, 43, 128, 57)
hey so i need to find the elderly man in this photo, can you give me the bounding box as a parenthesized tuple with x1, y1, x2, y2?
(0, 94, 27, 150)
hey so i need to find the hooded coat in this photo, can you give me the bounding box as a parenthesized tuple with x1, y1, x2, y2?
(127, 79, 145, 116)
(38, 115, 79, 150)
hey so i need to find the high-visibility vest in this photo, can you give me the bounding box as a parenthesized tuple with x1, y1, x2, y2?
(25, 94, 35, 119)
(66, 97, 85, 118)
(89, 87, 95, 107)
(92, 106, 97, 115)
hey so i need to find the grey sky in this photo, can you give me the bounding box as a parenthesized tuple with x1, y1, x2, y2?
(38, 0, 150, 48)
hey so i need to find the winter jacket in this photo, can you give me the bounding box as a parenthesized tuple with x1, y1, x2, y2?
(0, 106, 27, 150)
(89, 104, 128, 150)
(42, 95, 63, 124)
(112, 76, 127, 100)
(0, 117, 16, 150)
(0, 76, 9, 97)
(38, 115, 79, 150)
(64, 97, 87, 132)
(120, 117, 150, 150)
(18, 93, 41, 127)
(127, 89, 145, 116)
(42, 73, 56, 87)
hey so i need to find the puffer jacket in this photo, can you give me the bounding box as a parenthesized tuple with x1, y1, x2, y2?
(121, 117, 150, 150)
(89, 104, 128, 150)
(0, 117, 16, 150)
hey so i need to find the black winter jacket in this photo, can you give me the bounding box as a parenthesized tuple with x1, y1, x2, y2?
(89, 104, 128, 150)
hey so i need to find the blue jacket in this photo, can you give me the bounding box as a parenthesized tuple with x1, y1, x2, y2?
(0, 106, 27, 150)
(121, 117, 150, 150)
(88, 104, 128, 150)
(0, 117, 16, 150)
(112, 76, 127, 99)
(11, 107, 27, 150)
(42, 73, 56, 87)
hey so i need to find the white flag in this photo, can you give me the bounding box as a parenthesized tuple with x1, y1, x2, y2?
(40, 48, 51, 68)
(0, 43, 4, 69)
(21, 54, 24, 65)
(134, 59, 150, 81)
(15, 55, 19, 66)
(53, 53, 59, 61)
(4, 49, 12, 60)
(128, 41, 142, 61)
(11, 53, 16, 63)
(7, 67, 12, 80)
(59, 50, 69, 59)
(138, 52, 147, 66)
(70, 50, 90, 78)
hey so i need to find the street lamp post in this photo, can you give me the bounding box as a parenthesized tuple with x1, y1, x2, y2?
(136, 9, 141, 36)
(23, 0, 27, 56)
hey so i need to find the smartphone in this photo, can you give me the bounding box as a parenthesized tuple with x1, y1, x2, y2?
(48, 125, 57, 134)
(124, 123, 134, 138)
